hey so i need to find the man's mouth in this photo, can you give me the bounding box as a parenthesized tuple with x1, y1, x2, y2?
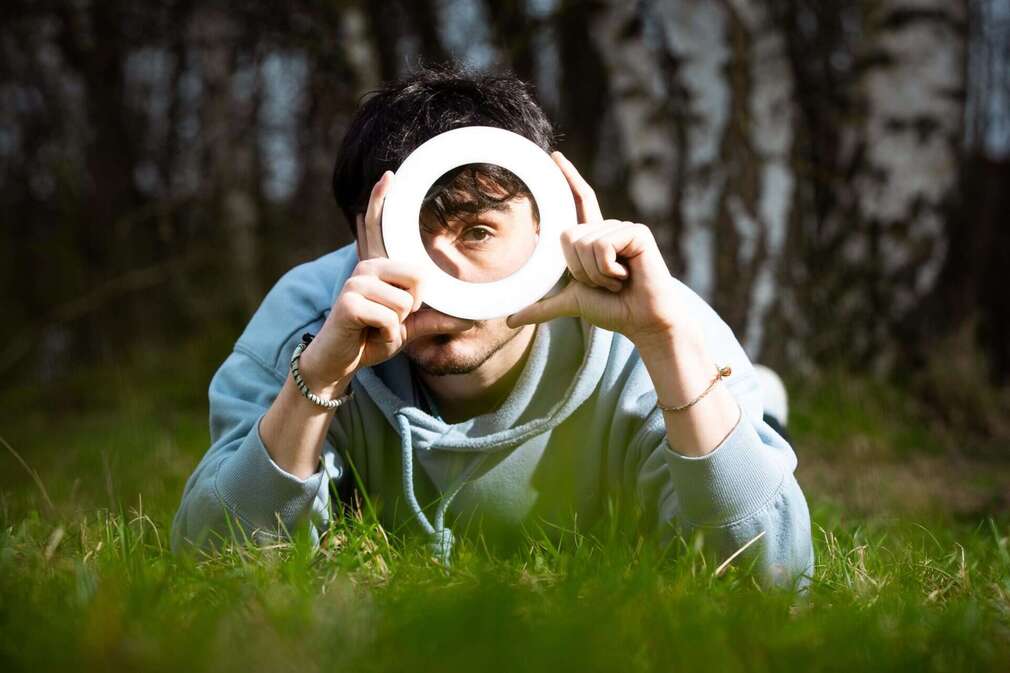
(413, 303, 479, 341)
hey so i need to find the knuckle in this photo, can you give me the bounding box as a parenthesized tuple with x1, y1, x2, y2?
(336, 292, 361, 318)
(342, 290, 364, 308)
(344, 275, 365, 292)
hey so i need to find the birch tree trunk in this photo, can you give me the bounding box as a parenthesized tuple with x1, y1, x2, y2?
(820, 0, 966, 369)
(848, 1, 965, 367)
(589, 1, 682, 267)
(643, 0, 797, 360)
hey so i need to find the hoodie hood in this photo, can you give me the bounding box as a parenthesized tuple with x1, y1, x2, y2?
(351, 314, 614, 564)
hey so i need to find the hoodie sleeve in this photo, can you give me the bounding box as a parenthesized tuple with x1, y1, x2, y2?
(634, 395, 815, 589)
(612, 300, 814, 589)
(170, 347, 337, 554)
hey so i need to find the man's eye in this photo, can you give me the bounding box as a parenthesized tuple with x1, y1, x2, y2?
(463, 227, 493, 243)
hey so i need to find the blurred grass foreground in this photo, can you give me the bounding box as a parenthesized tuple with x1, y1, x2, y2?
(1, 333, 1009, 673)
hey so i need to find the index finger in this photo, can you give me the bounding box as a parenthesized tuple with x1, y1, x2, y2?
(359, 257, 427, 313)
(357, 171, 394, 260)
(551, 151, 604, 224)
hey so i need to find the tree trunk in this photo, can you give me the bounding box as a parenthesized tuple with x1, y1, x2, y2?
(828, 0, 966, 370)
(650, 0, 797, 360)
(292, 2, 379, 251)
(192, 7, 261, 313)
(589, 1, 681, 268)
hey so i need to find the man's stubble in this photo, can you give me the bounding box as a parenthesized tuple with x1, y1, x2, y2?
(404, 317, 525, 376)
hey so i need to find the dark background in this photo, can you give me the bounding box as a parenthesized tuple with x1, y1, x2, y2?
(2, 0, 1009, 443)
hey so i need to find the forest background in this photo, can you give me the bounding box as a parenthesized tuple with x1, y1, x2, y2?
(2, 1, 1009, 670)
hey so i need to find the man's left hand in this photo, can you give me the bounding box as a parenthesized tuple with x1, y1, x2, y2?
(506, 151, 695, 349)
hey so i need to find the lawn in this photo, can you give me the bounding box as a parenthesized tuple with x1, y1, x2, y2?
(2, 333, 1009, 672)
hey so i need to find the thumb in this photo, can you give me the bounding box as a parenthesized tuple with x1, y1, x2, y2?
(403, 309, 475, 343)
(506, 285, 579, 328)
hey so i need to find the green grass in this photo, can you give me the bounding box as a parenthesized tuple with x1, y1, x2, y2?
(1, 337, 1009, 672)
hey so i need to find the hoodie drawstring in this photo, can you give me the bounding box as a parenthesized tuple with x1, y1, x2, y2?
(396, 411, 484, 566)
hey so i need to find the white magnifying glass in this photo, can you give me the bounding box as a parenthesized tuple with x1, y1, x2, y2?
(380, 126, 577, 320)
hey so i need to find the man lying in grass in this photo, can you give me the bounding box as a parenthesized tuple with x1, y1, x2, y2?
(171, 66, 814, 588)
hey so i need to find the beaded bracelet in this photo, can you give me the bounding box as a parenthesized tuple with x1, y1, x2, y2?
(656, 364, 732, 412)
(289, 332, 354, 410)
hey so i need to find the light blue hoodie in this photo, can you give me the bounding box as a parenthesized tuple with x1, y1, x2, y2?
(171, 242, 815, 587)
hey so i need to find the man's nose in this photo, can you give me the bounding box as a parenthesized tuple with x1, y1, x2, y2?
(423, 239, 466, 279)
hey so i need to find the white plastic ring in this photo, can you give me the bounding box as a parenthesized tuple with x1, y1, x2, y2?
(380, 126, 577, 320)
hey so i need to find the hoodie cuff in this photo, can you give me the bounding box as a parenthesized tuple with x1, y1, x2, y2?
(215, 413, 328, 534)
(663, 403, 785, 527)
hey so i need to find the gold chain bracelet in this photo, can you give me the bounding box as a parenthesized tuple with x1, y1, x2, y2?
(655, 364, 732, 412)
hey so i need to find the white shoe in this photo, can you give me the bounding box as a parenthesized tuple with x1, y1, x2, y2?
(754, 364, 789, 430)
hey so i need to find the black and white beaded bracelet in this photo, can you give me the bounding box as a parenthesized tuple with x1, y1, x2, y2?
(289, 332, 354, 410)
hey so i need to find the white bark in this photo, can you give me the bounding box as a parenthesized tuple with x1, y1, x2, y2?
(653, 0, 796, 359)
(858, 0, 965, 306)
(589, 1, 679, 257)
(654, 0, 730, 301)
(727, 0, 796, 359)
(828, 0, 966, 363)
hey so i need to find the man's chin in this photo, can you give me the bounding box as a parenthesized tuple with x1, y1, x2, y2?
(407, 351, 481, 376)
(405, 337, 467, 372)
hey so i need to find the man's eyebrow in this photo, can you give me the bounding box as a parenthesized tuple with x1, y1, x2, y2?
(422, 198, 515, 230)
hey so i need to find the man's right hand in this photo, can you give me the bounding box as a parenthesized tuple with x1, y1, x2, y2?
(297, 171, 476, 395)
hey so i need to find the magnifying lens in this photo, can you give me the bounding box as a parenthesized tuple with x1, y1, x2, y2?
(380, 126, 577, 320)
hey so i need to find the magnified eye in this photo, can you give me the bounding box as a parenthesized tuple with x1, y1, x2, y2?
(462, 226, 494, 243)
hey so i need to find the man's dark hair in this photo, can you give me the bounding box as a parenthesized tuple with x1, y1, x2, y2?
(420, 163, 541, 232)
(332, 65, 556, 238)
